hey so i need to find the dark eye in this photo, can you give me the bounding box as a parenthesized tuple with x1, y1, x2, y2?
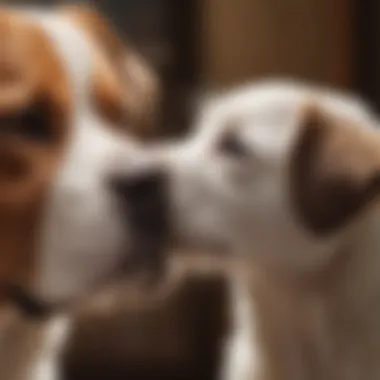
(19, 103, 52, 142)
(218, 132, 249, 158)
(0, 100, 53, 142)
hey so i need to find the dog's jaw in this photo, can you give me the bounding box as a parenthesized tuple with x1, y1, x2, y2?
(33, 115, 129, 304)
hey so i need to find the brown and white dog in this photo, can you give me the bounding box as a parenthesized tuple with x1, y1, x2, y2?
(136, 80, 380, 380)
(0, 5, 162, 380)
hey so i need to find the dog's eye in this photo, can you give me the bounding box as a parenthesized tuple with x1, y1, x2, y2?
(218, 132, 249, 159)
(0, 101, 53, 143)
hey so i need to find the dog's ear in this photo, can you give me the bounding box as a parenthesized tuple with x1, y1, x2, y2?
(290, 107, 380, 236)
(59, 5, 160, 137)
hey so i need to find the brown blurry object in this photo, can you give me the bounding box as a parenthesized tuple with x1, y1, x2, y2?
(63, 255, 230, 380)
(0, 10, 72, 295)
(200, 0, 353, 89)
(60, 4, 161, 138)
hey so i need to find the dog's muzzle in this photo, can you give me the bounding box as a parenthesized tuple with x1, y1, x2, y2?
(5, 168, 171, 320)
(110, 167, 171, 281)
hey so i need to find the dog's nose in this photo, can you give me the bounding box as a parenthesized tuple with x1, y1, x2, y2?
(110, 168, 170, 279)
(111, 169, 165, 203)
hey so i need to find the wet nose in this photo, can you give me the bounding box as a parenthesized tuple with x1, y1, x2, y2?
(111, 168, 165, 202)
(110, 168, 170, 279)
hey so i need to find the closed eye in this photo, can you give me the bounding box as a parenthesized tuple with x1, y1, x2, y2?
(217, 131, 250, 159)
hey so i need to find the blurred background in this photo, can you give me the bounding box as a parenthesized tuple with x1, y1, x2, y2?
(3, 0, 377, 379)
(9, 0, 376, 136)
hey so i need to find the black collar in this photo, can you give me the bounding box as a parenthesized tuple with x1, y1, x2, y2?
(5, 284, 54, 320)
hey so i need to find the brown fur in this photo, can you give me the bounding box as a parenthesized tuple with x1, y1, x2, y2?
(60, 5, 160, 137)
(291, 107, 380, 235)
(0, 11, 72, 302)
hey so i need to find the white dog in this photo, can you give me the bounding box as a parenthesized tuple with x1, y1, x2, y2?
(135, 80, 380, 380)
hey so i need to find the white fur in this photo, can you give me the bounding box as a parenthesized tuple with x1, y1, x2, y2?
(29, 316, 71, 380)
(158, 80, 380, 380)
(220, 269, 262, 380)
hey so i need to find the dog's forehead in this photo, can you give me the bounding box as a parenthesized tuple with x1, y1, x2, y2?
(197, 84, 306, 158)
(198, 82, 375, 158)
(23, 9, 94, 108)
(205, 82, 372, 129)
(0, 7, 96, 114)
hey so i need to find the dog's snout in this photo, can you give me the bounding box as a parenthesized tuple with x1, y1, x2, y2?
(110, 168, 170, 280)
(111, 169, 165, 202)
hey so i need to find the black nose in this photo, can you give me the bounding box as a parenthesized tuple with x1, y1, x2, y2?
(111, 169, 170, 280)
(111, 169, 166, 202)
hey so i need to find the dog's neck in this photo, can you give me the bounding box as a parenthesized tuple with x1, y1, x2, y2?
(0, 307, 70, 380)
(227, 209, 380, 380)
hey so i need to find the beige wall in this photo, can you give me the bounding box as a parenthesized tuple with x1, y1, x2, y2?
(200, 0, 352, 89)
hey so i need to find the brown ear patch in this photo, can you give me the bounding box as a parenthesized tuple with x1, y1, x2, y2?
(290, 106, 380, 236)
(60, 5, 160, 138)
(91, 49, 124, 126)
